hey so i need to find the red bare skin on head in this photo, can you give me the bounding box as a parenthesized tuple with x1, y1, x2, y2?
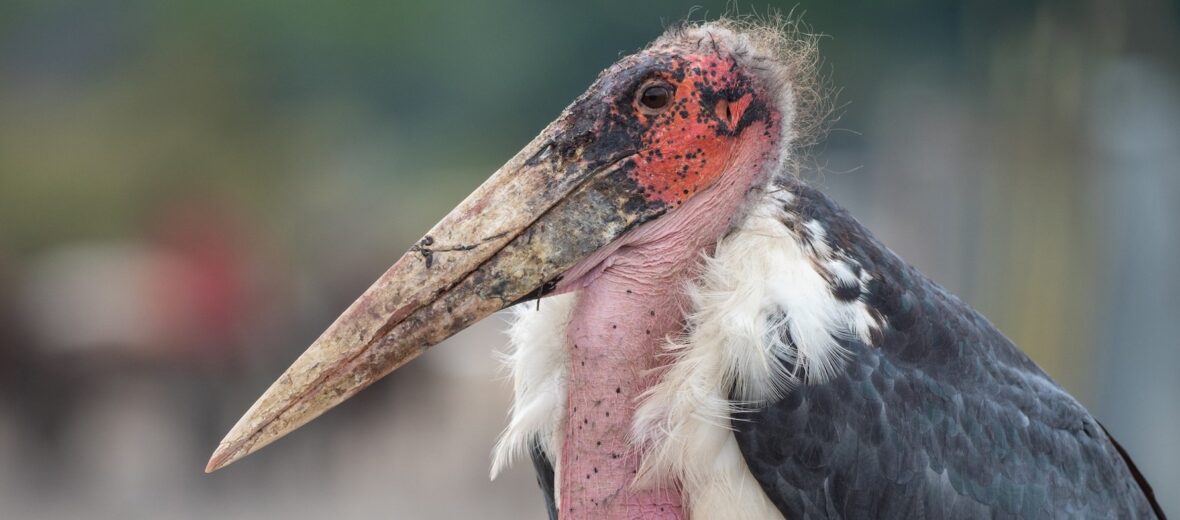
(626, 54, 780, 207)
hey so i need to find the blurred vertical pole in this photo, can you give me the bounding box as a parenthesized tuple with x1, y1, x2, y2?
(971, 4, 1098, 394)
(1088, 57, 1180, 516)
(1089, 0, 1180, 511)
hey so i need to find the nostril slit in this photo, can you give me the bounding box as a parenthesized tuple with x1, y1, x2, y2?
(556, 132, 596, 162)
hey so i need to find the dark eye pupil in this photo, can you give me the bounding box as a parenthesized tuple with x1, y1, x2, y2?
(640, 85, 671, 110)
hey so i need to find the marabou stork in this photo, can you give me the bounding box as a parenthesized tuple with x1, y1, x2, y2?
(207, 19, 1165, 519)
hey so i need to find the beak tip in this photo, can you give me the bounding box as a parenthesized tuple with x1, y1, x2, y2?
(204, 443, 240, 474)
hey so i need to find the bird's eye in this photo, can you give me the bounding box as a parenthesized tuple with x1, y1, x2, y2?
(638, 83, 673, 113)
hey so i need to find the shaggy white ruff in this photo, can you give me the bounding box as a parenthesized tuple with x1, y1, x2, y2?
(631, 187, 881, 518)
(491, 186, 883, 518)
(490, 293, 576, 500)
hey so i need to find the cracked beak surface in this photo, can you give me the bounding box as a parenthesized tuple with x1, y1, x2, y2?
(205, 106, 665, 473)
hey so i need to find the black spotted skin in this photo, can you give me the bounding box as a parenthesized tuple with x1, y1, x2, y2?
(734, 178, 1164, 519)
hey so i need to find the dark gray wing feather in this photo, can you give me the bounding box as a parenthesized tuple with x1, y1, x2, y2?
(734, 180, 1163, 519)
(529, 439, 559, 520)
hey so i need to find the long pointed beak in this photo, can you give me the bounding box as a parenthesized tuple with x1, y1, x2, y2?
(206, 115, 661, 473)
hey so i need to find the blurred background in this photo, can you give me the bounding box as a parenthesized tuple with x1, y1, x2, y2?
(0, 0, 1176, 518)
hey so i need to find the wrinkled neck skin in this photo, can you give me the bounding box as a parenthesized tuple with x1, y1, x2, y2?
(555, 123, 779, 519)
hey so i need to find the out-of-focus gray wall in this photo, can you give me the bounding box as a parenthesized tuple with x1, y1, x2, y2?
(0, 1, 1176, 518)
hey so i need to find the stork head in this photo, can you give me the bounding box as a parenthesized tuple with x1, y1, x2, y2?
(207, 19, 815, 472)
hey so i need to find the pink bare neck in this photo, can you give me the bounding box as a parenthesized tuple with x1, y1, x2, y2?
(557, 123, 778, 519)
(562, 273, 686, 519)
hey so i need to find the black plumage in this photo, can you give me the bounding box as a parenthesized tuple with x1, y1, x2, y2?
(530, 439, 559, 520)
(734, 178, 1163, 519)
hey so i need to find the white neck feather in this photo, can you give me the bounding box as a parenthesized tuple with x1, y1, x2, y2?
(492, 181, 882, 518)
